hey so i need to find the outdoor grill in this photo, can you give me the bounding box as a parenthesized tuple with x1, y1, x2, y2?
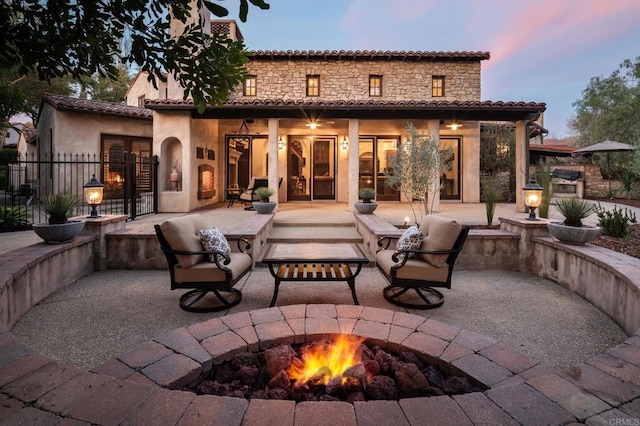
(551, 169, 583, 198)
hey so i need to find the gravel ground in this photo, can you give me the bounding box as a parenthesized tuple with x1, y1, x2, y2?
(10, 268, 627, 372)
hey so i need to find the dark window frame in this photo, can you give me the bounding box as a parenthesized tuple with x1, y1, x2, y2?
(244, 75, 257, 96)
(306, 75, 320, 97)
(432, 76, 445, 97)
(369, 75, 382, 97)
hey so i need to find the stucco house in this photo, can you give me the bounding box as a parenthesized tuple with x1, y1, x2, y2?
(35, 14, 546, 213)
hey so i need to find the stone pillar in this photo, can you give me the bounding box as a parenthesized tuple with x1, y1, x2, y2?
(79, 215, 128, 271)
(348, 119, 360, 211)
(427, 119, 441, 213)
(499, 217, 549, 273)
(515, 120, 529, 213)
(268, 118, 280, 206)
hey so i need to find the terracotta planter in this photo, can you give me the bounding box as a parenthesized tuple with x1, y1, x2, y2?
(33, 220, 86, 244)
(354, 202, 378, 214)
(546, 222, 601, 245)
(252, 201, 277, 214)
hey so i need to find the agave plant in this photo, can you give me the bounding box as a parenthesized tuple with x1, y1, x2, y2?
(554, 197, 596, 227)
(254, 187, 274, 202)
(39, 193, 80, 224)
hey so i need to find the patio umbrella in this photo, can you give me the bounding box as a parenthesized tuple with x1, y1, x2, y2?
(573, 140, 636, 195)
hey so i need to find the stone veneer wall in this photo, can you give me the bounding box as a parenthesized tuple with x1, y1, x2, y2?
(230, 60, 481, 102)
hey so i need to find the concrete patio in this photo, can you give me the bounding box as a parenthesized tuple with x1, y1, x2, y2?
(2, 200, 640, 424)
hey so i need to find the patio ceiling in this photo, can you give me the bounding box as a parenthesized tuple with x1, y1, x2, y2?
(145, 99, 546, 123)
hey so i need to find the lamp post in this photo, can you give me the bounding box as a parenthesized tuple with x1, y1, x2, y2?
(523, 177, 543, 221)
(84, 174, 104, 218)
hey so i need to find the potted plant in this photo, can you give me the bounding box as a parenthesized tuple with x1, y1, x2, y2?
(354, 188, 378, 214)
(547, 197, 601, 245)
(32, 192, 85, 243)
(252, 187, 276, 214)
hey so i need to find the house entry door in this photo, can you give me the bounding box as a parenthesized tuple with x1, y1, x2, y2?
(287, 136, 336, 201)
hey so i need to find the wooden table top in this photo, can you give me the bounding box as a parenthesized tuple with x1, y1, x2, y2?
(262, 243, 368, 263)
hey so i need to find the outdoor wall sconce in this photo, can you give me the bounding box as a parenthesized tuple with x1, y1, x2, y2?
(341, 137, 348, 150)
(446, 121, 462, 131)
(278, 137, 285, 151)
(523, 177, 543, 220)
(84, 174, 105, 218)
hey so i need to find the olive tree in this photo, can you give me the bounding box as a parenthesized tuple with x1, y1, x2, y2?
(386, 123, 452, 223)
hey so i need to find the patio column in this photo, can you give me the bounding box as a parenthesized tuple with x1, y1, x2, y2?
(348, 119, 360, 211)
(427, 119, 441, 213)
(515, 120, 528, 213)
(268, 118, 280, 204)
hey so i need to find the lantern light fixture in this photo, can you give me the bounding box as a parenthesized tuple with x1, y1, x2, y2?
(341, 137, 348, 150)
(278, 137, 285, 151)
(84, 174, 105, 218)
(523, 177, 543, 220)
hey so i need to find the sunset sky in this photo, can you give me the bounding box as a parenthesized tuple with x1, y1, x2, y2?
(239, 0, 640, 138)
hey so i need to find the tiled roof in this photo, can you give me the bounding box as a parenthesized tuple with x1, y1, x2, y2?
(146, 98, 544, 110)
(247, 50, 490, 61)
(42, 93, 152, 120)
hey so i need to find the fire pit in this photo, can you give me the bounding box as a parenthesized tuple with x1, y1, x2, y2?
(191, 334, 482, 402)
(106, 305, 541, 424)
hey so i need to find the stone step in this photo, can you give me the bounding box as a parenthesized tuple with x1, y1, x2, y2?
(272, 222, 354, 228)
(267, 225, 363, 243)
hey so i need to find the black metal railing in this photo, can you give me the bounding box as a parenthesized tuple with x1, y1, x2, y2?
(0, 152, 158, 229)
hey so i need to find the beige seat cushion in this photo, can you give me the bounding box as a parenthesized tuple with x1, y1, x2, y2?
(174, 252, 252, 283)
(376, 249, 449, 282)
(418, 215, 462, 267)
(160, 214, 211, 268)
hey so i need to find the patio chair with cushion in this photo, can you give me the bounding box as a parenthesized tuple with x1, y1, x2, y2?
(376, 215, 469, 309)
(239, 176, 269, 209)
(154, 214, 252, 312)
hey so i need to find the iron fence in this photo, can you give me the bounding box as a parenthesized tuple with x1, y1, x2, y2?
(0, 152, 158, 228)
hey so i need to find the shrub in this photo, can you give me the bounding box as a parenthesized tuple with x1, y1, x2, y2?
(39, 192, 80, 224)
(0, 206, 30, 230)
(254, 187, 274, 202)
(535, 163, 553, 219)
(358, 187, 376, 202)
(594, 203, 637, 238)
(554, 198, 596, 227)
(481, 174, 500, 226)
(615, 170, 640, 200)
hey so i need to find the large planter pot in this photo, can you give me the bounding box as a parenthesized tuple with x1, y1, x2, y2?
(546, 222, 601, 245)
(252, 201, 277, 214)
(354, 202, 378, 214)
(33, 220, 85, 244)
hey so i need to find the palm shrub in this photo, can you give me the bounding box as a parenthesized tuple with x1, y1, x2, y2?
(535, 163, 553, 219)
(481, 173, 500, 226)
(594, 203, 637, 238)
(554, 197, 596, 227)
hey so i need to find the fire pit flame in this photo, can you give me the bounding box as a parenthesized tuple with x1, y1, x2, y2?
(287, 334, 365, 386)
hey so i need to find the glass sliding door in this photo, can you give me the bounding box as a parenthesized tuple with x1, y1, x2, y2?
(440, 137, 460, 200)
(358, 136, 400, 202)
(225, 136, 268, 191)
(287, 137, 311, 201)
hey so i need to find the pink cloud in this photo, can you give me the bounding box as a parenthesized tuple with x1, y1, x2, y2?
(486, 0, 640, 68)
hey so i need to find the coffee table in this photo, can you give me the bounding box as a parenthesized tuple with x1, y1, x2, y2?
(261, 243, 369, 307)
